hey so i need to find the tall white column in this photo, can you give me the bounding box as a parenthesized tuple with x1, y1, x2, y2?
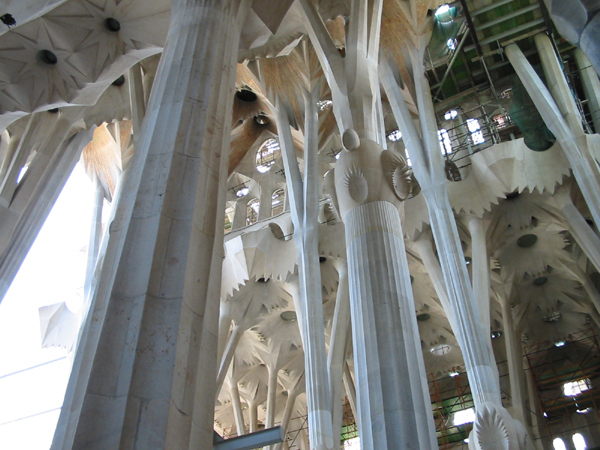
(0, 123, 94, 302)
(332, 131, 436, 450)
(327, 258, 351, 444)
(381, 52, 528, 449)
(55, 1, 245, 449)
(275, 87, 335, 450)
(553, 184, 600, 273)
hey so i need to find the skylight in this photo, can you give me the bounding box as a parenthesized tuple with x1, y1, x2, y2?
(466, 118, 485, 145)
(563, 379, 590, 397)
(453, 408, 475, 426)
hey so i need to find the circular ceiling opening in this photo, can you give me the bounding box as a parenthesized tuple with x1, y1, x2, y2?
(112, 75, 125, 86)
(417, 313, 430, 322)
(533, 276, 548, 286)
(280, 311, 297, 322)
(104, 18, 121, 32)
(517, 234, 538, 248)
(37, 50, 57, 65)
(430, 344, 451, 356)
(236, 89, 257, 102)
(254, 115, 269, 125)
(543, 311, 561, 323)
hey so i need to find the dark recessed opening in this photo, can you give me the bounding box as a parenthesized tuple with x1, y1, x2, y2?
(254, 115, 269, 125)
(505, 191, 520, 200)
(104, 18, 121, 32)
(257, 277, 268, 283)
(236, 89, 257, 102)
(319, 256, 326, 263)
(417, 313, 430, 322)
(410, 275, 414, 284)
(37, 50, 57, 65)
(1, 13, 17, 27)
(465, 256, 472, 265)
(112, 75, 125, 86)
(517, 234, 538, 248)
(586, 218, 594, 227)
(533, 276, 548, 286)
(48, 108, 59, 113)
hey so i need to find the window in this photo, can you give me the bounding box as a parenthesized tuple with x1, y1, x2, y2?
(553, 438, 567, 450)
(430, 344, 451, 355)
(387, 129, 402, 142)
(466, 118, 485, 145)
(343, 437, 361, 449)
(563, 379, 590, 397)
(246, 198, 259, 226)
(256, 139, 280, 173)
(235, 185, 249, 198)
(444, 110, 458, 120)
(447, 38, 456, 50)
(572, 433, 587, 450)
(405, 148, 412, 167)
(493, 114, 508, 129)
(438, 129, 452, 154)
(453, 408, 475, 426)
(271, 189, 285, 216)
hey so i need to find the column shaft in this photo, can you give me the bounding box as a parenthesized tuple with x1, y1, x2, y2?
(345, 201, 437, 450)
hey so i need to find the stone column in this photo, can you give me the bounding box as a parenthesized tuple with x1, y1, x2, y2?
(0, 124, 93, 302)
(327, 258, 351, 444)
(333, 131, 437, 450)
(552, 183, 600, 273)
(575, 49, 600, 132)
(54, 1, 246, 449)
(275, 87, 335, 450)
(506, 40, 600, 227)
(381, 53, 528, 450)
(499, 294, 527, 425)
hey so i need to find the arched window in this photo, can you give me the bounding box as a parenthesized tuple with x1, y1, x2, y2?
(246, 198, 259, 226)
(224, 204, 234, 234)
(553, 438, 567, 450)
(256, 138, 280, 173)
(572, 433, 587, 450)
(271, 189, 285, 216)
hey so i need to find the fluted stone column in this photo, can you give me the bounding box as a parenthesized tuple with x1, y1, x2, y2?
(333, 131, 437, 450)
(381, 53, 528, 450)
(275, 88, 335, 450)
(53, 1, 247, 449)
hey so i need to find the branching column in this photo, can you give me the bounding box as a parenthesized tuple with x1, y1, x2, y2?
(333, 131, 437, 450)
(275, 88, 335, 450)
(506, 36, 600, 227)
(381, 52, 528, 449)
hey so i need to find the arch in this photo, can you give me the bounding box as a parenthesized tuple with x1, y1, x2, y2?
(271, 188, 285, 216)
